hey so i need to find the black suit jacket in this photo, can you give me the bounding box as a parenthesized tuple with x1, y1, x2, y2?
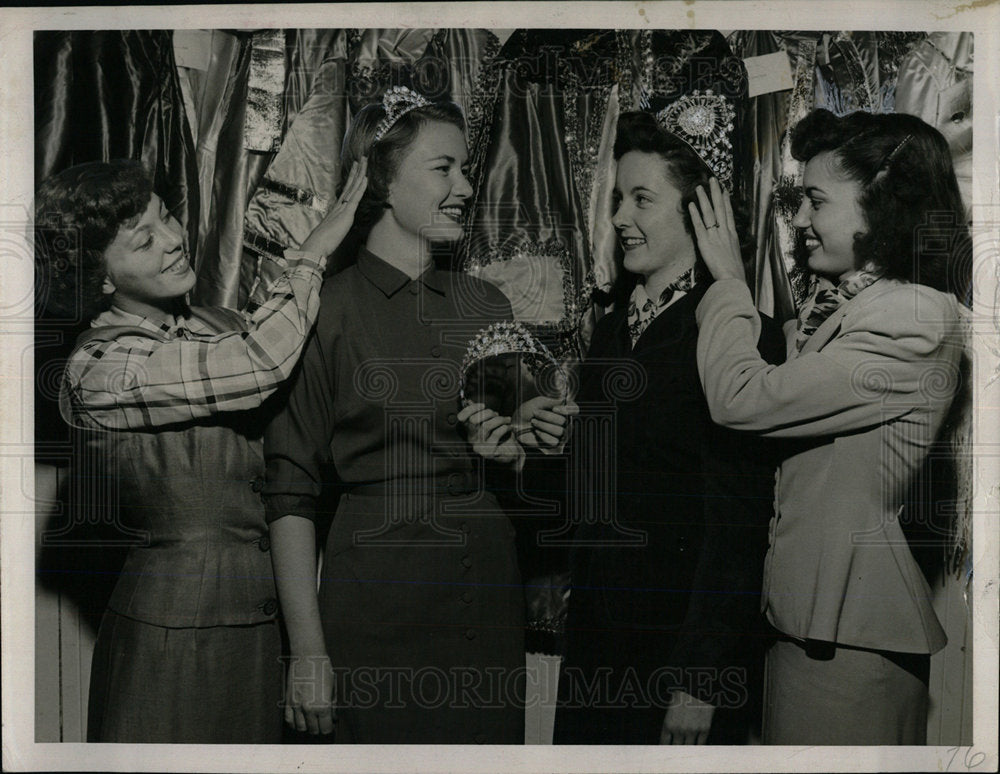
(560, 283, 785, 702)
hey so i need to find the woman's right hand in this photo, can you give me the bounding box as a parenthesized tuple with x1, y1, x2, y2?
(457, 402, 523, 466)
(688, 177, 746, 284)
(300, 157, 369, 257)
(284, 652, 336, 735)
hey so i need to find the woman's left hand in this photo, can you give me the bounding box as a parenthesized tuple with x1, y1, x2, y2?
(688, 177, 746, 284)
(512, 397, 579, 453)
(458, 402, 524, 466)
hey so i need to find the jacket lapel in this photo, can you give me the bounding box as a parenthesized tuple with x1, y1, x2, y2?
(796, 278, 898, 355)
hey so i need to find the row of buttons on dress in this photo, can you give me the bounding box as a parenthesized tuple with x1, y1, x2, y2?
(249, 474, 276, 618)
(257, 598, 278, 617)
(248, 478, 272, 552)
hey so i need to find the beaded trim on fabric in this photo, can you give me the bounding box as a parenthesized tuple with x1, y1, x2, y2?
(258, 177, 330, 215)
(465, 239, 596, 332)
(244, 29, 286, 153)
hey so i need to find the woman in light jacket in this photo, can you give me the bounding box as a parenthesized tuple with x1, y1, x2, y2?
(690, 108, 968, 744)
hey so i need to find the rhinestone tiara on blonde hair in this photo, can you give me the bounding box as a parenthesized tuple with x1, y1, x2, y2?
(371, 86, 433, 144)
(655, 89, 736, 190)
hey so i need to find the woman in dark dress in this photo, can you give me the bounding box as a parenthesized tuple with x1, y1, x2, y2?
(553, 106, 783, 745)
(263, 88, 573, 744)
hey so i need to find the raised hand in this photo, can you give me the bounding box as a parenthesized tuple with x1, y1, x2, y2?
(300, 157, 369, 257)
(687, 177, 745, 284)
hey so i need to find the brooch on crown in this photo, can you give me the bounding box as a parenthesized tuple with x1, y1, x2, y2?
(655, 90, 735, 190)
(372, 86, 433, 144)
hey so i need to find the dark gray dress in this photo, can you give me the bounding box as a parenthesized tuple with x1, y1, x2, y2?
(264, 248, 524, 744)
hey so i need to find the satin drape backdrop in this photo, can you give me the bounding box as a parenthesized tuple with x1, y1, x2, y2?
(34, 29, 967, 332)
(32, 28, 973, 744)
(33, 21, 973, 614)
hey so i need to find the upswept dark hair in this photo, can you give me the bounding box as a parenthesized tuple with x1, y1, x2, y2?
(611, 111, 752, 293)
(339, 98, 466, 241)
(34, 159, 153, 320)
(791, 108, 970, 299)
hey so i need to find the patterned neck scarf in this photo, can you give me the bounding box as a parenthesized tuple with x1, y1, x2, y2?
(626, 266, 697, 348)
(794, 269, 881, 352)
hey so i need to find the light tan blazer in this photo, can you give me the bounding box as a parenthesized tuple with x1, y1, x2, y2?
(696, 278, 962, 654)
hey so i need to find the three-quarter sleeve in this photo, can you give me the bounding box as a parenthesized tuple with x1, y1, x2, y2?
(262, 320, 337, 525)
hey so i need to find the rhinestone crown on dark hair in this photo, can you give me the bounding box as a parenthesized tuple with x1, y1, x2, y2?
(654, 90, 736, 190)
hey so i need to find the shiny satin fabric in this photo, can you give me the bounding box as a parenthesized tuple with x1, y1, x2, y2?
(726, 31, 927, 319)
(180, 31, 259, 308)
(895, 32, 973, 215)
(241, 29, 502, 307)
(463, 29, 745, 359)
(34, 31, 199, 281)
(462, 30, 620, 360)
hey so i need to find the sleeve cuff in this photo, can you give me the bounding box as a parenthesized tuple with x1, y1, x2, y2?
(263, 493, 319, 525)
(282, 249, 326, 275)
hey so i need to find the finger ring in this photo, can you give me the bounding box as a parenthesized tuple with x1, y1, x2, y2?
(708, 224, 719, 229)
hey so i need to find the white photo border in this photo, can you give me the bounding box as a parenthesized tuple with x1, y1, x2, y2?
(2, 2, 998, 772)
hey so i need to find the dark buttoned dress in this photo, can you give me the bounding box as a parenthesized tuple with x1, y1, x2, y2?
(264, 248, 525, 744)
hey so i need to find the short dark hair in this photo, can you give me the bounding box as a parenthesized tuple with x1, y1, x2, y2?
(612, 110, 752, 281)
(791, 108, 970, 298)
(340, 99, 466, 241)
(34, 159, 153, 320)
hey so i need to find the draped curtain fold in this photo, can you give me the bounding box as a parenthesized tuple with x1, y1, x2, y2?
(34, 31, 199, 263)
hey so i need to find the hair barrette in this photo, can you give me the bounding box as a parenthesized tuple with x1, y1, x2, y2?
(884, 134, 913, 165)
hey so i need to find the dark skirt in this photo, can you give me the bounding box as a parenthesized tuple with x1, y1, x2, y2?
(87, 609, 283, 743)
(318, 490, 525, 744)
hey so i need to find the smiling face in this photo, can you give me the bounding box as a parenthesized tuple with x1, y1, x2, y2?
(612, 151, 696, 296)
(384, 120, 472, 248)
(101, 193, 193, 320)
(792, 150, 868, 282)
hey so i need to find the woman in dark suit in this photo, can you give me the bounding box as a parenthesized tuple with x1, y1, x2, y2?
(553, 105, 784, 745)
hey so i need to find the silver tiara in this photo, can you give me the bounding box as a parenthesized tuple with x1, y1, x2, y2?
(459, 321, 559, 405)
(655, 90, 736, 190)
(372, 86, 432, 144)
